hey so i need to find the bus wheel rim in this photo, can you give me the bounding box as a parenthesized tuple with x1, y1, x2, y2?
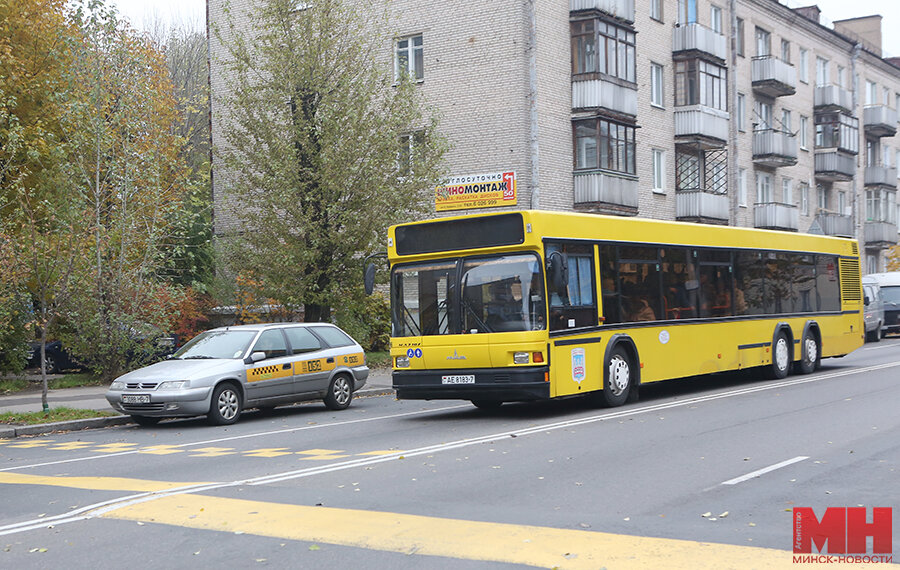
(609, 355, 629, 395)
(775, 338, 789, 370)
(805, 338, 817, 363)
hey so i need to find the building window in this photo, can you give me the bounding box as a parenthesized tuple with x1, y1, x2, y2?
(757, 172, 772, 203)
(677, 0, 697, 25)
(868, 255, 878, 275)
(395, 35, 424, 81)
(737, 93, 746, 131)
(886, 87, 893, 108)
(674, 59, 727, 110)
(676, 148, 726, 194)
(837, 66, 845, 88)
(781, 109, 792, 133)
(799, 115, 809, 150)
(780, 39, 790, 63)
(815, 57, 829, 86)
(799, 48, 808, 83)
(736, 18, 745, 57)
(650, 0, 663, 22)
(755, 27, 770, 57)
(817, 184, 828, 211)
(652, 148, 666, 193)
(866, 80, 877, 105)
(866, 189, 883, 221)
(782, 178, 793, 205)
(650, 62, 665, 107)
(756, 100, 772, 130)
(815, 112, 859, 154)
(710, 5, 722, 34)
(884, 145, 892, 167)
(800, 183, 809, 215)
(838, 191, 847, 215)
(570, 19, 636, 83)
(398, 131, 425, 175)
(738, 168, 747, 206)
(573, 118, 636, 175)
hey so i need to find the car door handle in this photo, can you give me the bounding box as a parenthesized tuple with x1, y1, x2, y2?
(282, 363, 291, 370)
(326, 357, 334, 363)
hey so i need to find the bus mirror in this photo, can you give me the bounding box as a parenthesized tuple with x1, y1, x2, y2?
(364, 263, 377, 296)
(547, 251, 569, 294)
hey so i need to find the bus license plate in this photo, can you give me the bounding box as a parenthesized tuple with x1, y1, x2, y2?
(441, 375, 475, 385)
(122, 394, 150, 404)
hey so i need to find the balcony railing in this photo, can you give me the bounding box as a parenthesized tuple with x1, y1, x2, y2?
(672, 23, 727, 62)
(813, 212, 854, 237)
(814, 84, 853, 112)
(814, 150, 856, 181)
(571, 78, 638, 117)
(864, 220, 898, 247)
(864, 165, 898, 188)
(863, 105, 898, 138)
(754, 202, 799, 231)
(752, 129, 798, 168)
(674, 105, 729, 147)
(570, 0, 634, 22)
(751, 56, 797, 98)
(573, 171, 638, 213)
(675, 190, 729, 223)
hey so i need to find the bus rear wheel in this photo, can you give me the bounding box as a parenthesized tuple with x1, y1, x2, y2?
(795, 330, 819, 375)
(765, 332, 791, 380)
(600, 346, 632, 407)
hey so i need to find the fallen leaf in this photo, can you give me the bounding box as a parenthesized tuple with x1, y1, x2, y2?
(309, 545, 320, 551)
(701, 512, 711, 518)
(719, 511, 729, 518)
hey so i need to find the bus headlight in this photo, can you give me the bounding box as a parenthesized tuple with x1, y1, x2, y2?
(396, 356, 410, 368)
(513, 352, 529, 364)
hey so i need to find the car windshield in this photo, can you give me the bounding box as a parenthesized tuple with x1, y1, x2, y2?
(880, 285, 900, 304)
(173, 330, 257, 359)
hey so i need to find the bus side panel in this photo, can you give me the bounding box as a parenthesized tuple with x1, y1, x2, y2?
(549, 337, 603, 398)
(817, 313, 864, 358)
(632, 324, 735, 384)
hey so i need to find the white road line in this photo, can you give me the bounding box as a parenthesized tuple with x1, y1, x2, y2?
(720, 456, 809, 485)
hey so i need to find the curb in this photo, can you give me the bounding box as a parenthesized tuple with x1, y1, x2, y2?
(0, 387, 396, 439)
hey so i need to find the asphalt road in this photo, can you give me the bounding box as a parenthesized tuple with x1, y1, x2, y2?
(1, 339, 899, 569)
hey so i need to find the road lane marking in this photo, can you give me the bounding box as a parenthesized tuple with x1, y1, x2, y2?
(242, 448, 293, 458)
(0, 472, 210, 493)
(137, 445, 185, 455)
(7, 439, 56, 449)
(47, 442, 95, 451)
(91, 443, 139, 453)
(188, 447, 237, 458)
(721, 456, 809, 485)
(100, 493, 812, 570)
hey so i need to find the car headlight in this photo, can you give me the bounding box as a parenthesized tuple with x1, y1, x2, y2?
(158, 380, 190, 390)
(110, 381, 125, 390)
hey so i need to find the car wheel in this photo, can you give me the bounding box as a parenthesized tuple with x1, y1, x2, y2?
(42, 352, 59, 374)
(599, 345, 632, 407)
(764, 331, 791, 380)
(131, 415, 161, 426)
(208, 383, 242, 425)
(471, 399, 503, 410)
(795, 330, 819, 375)
(324, 374, 353, 410)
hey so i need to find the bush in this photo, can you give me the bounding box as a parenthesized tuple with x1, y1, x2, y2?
(0, 287, 30, 374)
(334, 290, 390, 352)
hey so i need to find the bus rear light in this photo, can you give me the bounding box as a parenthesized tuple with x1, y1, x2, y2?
(513, 352, 529, 364)
(396, 356, 410, 368)
(532, 352, 544, 363)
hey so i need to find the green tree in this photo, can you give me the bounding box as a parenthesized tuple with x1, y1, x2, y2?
(215, 0, 446, 321)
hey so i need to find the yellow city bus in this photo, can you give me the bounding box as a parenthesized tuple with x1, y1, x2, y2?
(380, 210, 864, 409)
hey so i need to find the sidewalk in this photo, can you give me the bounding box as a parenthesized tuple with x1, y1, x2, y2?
(0, 368, 394, 439)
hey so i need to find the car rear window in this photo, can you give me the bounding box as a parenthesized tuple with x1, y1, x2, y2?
(310, 326, 355, 348)
(284, 327, 322, 354)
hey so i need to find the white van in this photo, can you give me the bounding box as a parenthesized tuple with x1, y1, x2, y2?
(862, 277, 884, 341)
(864, 272, 900, 337)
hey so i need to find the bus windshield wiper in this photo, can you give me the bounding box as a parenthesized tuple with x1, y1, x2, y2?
(462, 295, 492, 333)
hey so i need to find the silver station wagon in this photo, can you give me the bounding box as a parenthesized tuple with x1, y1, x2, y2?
(105, 323, 369, 426)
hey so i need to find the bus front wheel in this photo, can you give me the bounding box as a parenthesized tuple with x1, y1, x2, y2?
(765, 332, 791, 380)
(600, 346, 632, 407)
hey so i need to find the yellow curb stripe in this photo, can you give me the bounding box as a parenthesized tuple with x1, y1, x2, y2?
(0, 472, 208, 493)
(102, 493, 816, 569)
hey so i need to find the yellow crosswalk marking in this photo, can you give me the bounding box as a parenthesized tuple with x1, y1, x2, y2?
(92, 443, 139, 453)
(138, 445, 185, 455)
(296, 449, 349, 460)
(243, 448, 293, 458)
(0, 472, 208, 492)
(188, 447, 237, 457)
(48, 442, 96, 451)
(7, 439, 55, 449)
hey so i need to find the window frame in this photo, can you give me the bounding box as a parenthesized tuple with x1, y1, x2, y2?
(394, 34, 424, 82)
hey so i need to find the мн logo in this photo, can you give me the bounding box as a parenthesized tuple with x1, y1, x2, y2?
(793, 507, 892, 564)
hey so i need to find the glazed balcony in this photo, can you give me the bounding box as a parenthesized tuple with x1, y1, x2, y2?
(754, 202, 799, 231)
(572, 78, 637, 117)
(864, 220, 898, 247)
(674, 105, 729, 148)
(814, 84, 853, 112)
(751, 56, 796, 98)
(813, 212, 854, 238)
(672, 23, 727, 62)
(570, 0, 634, 22)
(752, 129, 798, 168)
(863, 105, 898, 138)
(864, 165, 898, 188)
(814, 150, 856, 182)
(573, 171, 638, 215)
(675, 190, 729, 224)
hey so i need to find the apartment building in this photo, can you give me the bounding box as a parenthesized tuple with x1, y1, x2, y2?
(208, 0, 900, 272)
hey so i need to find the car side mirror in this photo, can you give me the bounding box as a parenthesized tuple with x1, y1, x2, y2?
(864, 297, 870, 306)
(245, 351, 266, 364)
(546, 251, 569, 295)
(364, 263, 377, 296)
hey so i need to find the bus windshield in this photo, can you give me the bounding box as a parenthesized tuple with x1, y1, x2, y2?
(391, 253, 546, 337)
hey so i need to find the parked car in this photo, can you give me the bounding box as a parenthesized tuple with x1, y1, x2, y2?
(862, 277, 885, 342)
(27, 341, 84, 374)
(105, 322, 369, 426)
(864, 272, 900, 337)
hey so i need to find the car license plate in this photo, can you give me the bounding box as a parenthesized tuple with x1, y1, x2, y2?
(441, 375, 475, 385)
(122, 394, 150, 404)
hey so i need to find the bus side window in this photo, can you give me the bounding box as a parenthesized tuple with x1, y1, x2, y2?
(547, 243, 597, 331)
(618, 246, 662, 323)
(660, 247, 697, 319)
(599, 245, 621, 324)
